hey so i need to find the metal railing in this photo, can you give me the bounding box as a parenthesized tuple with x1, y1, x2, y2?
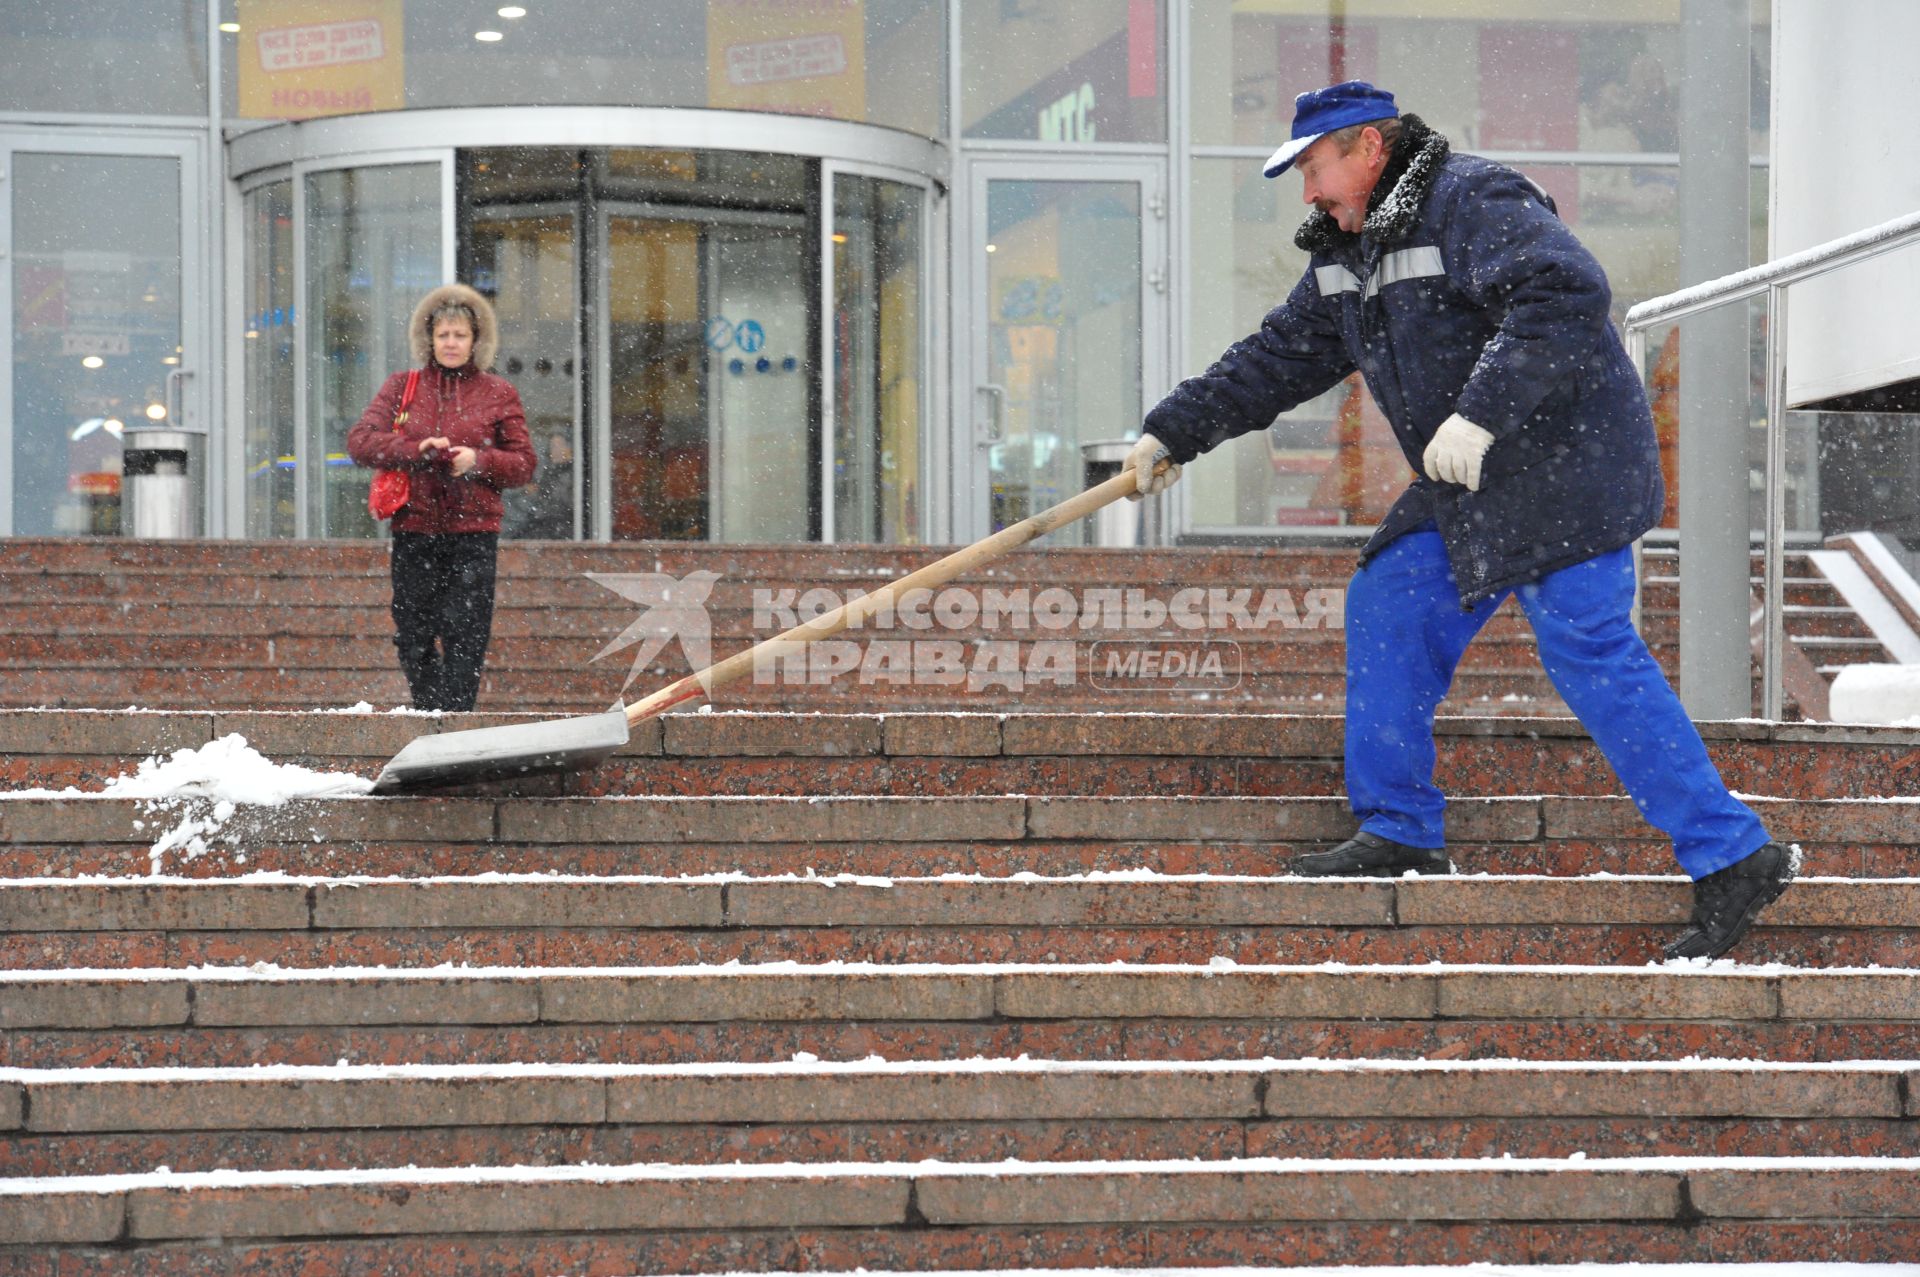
(1623, 207, 1920, 720)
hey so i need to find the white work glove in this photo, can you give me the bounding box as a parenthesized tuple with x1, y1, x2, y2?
(1421, 414, 1497, 491)
(1123, 432, 1182, 501)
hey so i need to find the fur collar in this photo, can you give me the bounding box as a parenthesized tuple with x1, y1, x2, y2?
(408, 282, 500, 372)
(1292, 113, 1450, 255)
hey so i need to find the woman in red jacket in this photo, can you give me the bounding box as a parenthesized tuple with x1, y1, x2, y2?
(347, 283, 536, 712)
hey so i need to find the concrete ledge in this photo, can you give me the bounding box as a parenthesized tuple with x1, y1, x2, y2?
(607, 1069, 1261, 1124)
(0, 882, 309, 932)
(1779, 972, 1920, 1021)
(1436, 971, 1775, 1021)
(1764, 880, 1920, 928)
(1543, 795, 1920, 844)
(209, 713, 427, 760)
(1689, 1165, 1920, 1217)
(725, 879, 1396, 928)
(0, 979, 189, 1029)
(496, 796, 1026, 844)
(1002, 715, 1342, 758)
(192, 977, 540, 1027)
(882, 714, 1002, 757)
(0, 1189, 125, 1243)
(915, 1165, 1683, 1224)
(539, 971, 996, 1024)
(663, 714, 882, 758)
(1397, 878, 1690, 926)
(1027, 797, 1541, 843)
(994, 970, 1437, 1020)
(0, 710, 212, 757)
(1261, 1066, 1900, 1119)
(124, 1173, 909, 1239)
(27, 1075, 607, 1133)
(311, 881, 725, 930)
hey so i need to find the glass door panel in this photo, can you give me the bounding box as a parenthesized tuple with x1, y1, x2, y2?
(973, 171, 1149, 540)
(471, 209, 579, 539)
(303, 162, 442, 538)
(243, 180, 295, 538)
(601, 210, 810, 543)
(710, 225, 808, 543)
(832, 172, 925, 544)
(8, 151, 184, 536)
(603, 216, 706, 540)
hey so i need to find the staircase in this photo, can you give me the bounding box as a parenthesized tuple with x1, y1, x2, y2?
(1638, 541, 1914, 718)
(5, 698, 1920, 1270)
(0, 538, 1571, 716)
(8, 537, 1912, 722)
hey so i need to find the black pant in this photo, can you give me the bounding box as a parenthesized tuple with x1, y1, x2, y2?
(389, 532, 498, 712)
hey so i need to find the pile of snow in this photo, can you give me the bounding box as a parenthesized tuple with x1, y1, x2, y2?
(89, 733, 372, 805)
(2, 734, 371, 873)
(1828, 663, 1920, 726)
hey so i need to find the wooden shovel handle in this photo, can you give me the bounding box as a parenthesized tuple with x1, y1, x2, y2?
(624, 463, 1161, 724)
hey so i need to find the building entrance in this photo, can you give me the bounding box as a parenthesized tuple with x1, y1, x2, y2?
(230, 108, 940, 544)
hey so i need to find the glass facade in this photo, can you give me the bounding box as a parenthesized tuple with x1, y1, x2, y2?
(1185, 3, 1772, 537)
(1188, 3, 1732, 154)
(303, 162, 443, 538)
(962, 0, 1166, 143)
(243, 180, 296, 538)
(981, 177, 1143, 539)
(27, 0, 1918, 565)
(833, 173, 924, 543)
(0, 3, 208, 116)
(219, 0, 945, 134)
(9, 152, 184, 536)
(471, 208, 578, 540)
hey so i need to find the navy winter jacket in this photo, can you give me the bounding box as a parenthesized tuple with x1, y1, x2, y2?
(1144, 115, 1663, 605)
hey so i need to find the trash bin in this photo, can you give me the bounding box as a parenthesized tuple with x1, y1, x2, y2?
(121, 428, 201, 539)
(1081, 439, 1143, 548)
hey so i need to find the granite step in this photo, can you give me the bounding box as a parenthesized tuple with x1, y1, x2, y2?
(2, 874, 1914, 971)
(0, 792, 1912, 881)
(5, 1154, 1920, 1271)
(5, 710, 1912, 799)
(0, 665, 1575, 714)
(0, 632, 1553, 676)
(4, 1059, 1915, 1178)
(5, 961, 1918, 1069)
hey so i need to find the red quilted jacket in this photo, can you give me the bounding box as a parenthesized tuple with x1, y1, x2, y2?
(347, 361, 536, 534)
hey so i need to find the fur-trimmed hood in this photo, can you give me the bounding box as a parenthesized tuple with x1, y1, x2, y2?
(408, 282, 499, 372)
(1293, 113, 1451, 255)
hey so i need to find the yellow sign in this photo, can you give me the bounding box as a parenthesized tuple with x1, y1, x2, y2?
(237, 0, 405, 120)
(1229, 0, 1767, 21)
(707, 0, 866, 120)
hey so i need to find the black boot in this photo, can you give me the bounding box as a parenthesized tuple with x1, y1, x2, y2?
(1662, 841, 1797, 961)
(1291, 830, 1452, 878)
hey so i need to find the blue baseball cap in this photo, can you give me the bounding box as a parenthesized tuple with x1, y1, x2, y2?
(1263, 80, 1398, 178)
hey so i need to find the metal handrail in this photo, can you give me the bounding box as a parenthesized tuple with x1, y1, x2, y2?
(1622, 207, 1920, 720)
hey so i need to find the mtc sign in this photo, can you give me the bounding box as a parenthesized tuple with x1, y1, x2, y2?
(1038, 83, 1097, 143)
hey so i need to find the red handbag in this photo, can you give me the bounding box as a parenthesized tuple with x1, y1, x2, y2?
(368, 369, 423, 520)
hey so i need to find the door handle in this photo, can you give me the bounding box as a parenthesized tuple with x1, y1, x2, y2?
(165, 368, 194, 429)
(976, 383, 1007, 447)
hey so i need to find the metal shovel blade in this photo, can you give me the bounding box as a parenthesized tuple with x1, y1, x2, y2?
(371, 706, 633, 794)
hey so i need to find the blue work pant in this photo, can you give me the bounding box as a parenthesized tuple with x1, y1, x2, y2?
(1343, 527, 1770, 879)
